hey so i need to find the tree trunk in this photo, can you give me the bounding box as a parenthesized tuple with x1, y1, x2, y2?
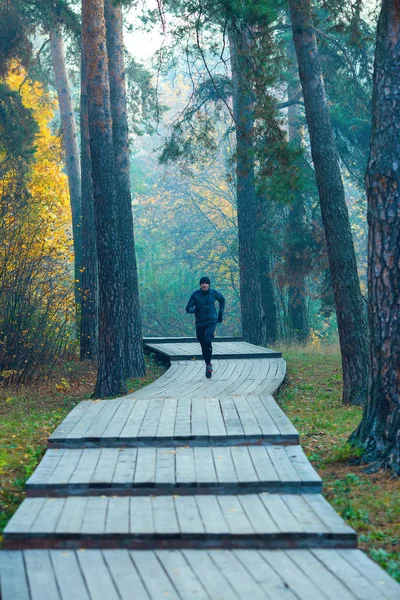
(82, 0, 125, 397)
(289, 0, 369, 404)
(286, 61, 309, 342)
(229, 24, 266, 346)
(49, 28, 82, 307)
(351, 0, 400, 474)
(104, 0, 145, 378)
(79, 34, 98, 361)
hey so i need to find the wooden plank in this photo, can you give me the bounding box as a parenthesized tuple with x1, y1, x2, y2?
(103, 550, 151, 600)
(65, 401, 106, 440)
(288, 549, 356, 600)
(174, 497, 205, 534)
(129, 496, 154, 534)
(195, 495, 230, 534)
(112, 448, 137, 487)
(48, 400, 92, 441)
(50, 551, 91, 600)
(212, 447, 238, 484)
(258, 494, 304, 533)
(156, 398, 177, 439)
(176, 447, 196, 485)
(4, 498, 46, 534)
(30, 498, 65, 534)
(232, 397, 262, 437)
(83, 399, 122, 440)
(248, 447, 279, 483)
(337, 549, 400, 600)
(230, 447, 259, 483)
(219, 396, 244, 437)
(209, 550, 267, 600)
(47, 449, 82, 485)
(237, 495, 279, 534)
(69, 448, 101, 486)
(102, 399, 136, 440)
(285, 446, 322, 486)
(264, 550, 330, 600)
(155, 550, 210, 599)
(247, 396, 280, 435)
(183, 550, 241, 599)
(303, 494, 355, 535)
(129, 551, 181, 600)
(25, 550, 61, 600)
(119, 397, 151, 439)
(234, 550, 299, 599)
(174, 398, 192, 438)
(134, 448, 156, 485)
(312, 549, 383, 600)
(90, 448, 119, 487)
(106, 497, 130, 534)
(56, 497, 87, 533)
(190, 397, 208, 437)
(194, 447, 217, 485)
(206, 398, 227, 438)
(81, 497, 108, 534)
(259, 395, 298, 437)
(138, 399, 163, 439)
(155, 449, 176, 485)
(266, 446, 302, 484)
(216, 496, 253, 534)
(26, 450, 63, 487)
(153, 496, 179, 534)
(0, 551, 30, 600)
(77, 550, 120, 599)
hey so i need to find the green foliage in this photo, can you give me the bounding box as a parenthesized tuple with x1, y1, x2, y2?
(0, 83, 38, 167)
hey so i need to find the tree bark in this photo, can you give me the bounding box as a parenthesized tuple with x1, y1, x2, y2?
(286, 55, 309, 342)
(82, 0, 125, 397)
(289, 0, 369, 404)
(229, 24, 266, 346)
(49, 28, 82, 307)
(79, 34, 98, 361)
(104, 0, 145, 378)
(351, 0, 400, 473)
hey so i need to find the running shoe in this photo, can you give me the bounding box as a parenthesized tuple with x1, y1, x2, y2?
(206, 363, 213, 378)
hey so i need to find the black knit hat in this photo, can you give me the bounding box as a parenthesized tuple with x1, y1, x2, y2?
(199, 276, 211, 286)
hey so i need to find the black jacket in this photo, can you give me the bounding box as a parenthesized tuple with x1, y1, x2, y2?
(186, 288, 225, 326)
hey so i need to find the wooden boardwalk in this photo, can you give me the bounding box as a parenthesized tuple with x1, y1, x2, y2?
(1, 338, 399, 599)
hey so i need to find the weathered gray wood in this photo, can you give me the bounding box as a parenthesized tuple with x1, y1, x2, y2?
(55, 497, 87, 533)
(70, 447, 100, 485)
(337, 549, 400, 600)
(174, 496, 204, 534)
(194, 447, 218, 485)
(112, 447, 137, 486)
(209, 550, 268, 600)
(176, 447, 196, 485)
(130, 551, 181, 600)
(81, 496, 108, 534)
(156, 397, 178, 438)
(155, 449, 175, 485)
(76, 551, 121, 598)
(230, 447, 258, 483)
(155, 550, 210, 599)
(206, 398, 227, 437)
(134, 448, 156, 485)
(106, 496, 129, 534)
(103, 550, 151, 600)
(234, 549, 299, 599)
(212, 447, 238, 484)
(138, 399, 163, 439)
(0, 551, 30, 600)
(219, 396, 245, 437)
(50, 550, 91, 600)
(190, 397, 208, 437)
(4, 498, 46, 534)
(25, 550, 61, 600)
(129, 496, 154, 534)
(90, 448, 119, 486)
(174, 397, 192, 438)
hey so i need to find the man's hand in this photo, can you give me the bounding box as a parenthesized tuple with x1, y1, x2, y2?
(218, 313, 223, 323)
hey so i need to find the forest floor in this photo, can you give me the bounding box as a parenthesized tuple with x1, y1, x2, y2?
(277, 344, 400, 583)
(0, 354, 165, 544)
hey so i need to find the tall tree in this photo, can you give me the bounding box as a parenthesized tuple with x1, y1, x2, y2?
(49, 27, 82, 306)
(286, 45, 309, 342)
(289, 0, 369, 405)
(79, 34, 98, 361)
(104, 0, 145, 377)
(228, 22, 266, 346)
(82, 0, 125, 396)
(351, 0, 400, 473)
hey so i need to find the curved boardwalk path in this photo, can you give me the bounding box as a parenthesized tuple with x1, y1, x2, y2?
(1, 338, 399, 599)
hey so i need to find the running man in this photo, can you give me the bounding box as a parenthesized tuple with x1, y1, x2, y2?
(186, 276, 225, 378)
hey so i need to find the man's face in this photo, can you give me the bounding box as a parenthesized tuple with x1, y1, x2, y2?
(200, 282, 210, 291)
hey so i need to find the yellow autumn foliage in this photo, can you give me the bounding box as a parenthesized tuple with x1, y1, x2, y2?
(0, 63, 75, 384)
